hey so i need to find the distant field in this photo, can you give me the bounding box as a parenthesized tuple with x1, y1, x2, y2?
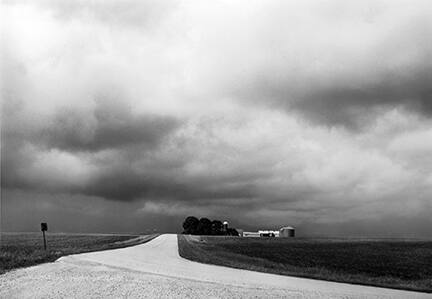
(0, 233, 158, 274)
(178, 235, 432, 293)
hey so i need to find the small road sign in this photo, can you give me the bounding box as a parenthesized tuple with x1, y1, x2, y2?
(41, 223, 48, 250)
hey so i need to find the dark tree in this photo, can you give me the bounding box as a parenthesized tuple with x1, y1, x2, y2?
(197, 218, 212, 235)
(182, 216, 199, 234)
(182, 216, 239, 236)
(226, 228, 239, 236)
(211, 220, 223, 235)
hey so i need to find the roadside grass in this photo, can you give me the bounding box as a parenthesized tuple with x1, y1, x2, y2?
(178, 235, 432, 293)
(0, 232, 159, 274)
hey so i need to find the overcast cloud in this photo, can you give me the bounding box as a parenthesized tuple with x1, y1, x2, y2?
(1, 0, 432, 236)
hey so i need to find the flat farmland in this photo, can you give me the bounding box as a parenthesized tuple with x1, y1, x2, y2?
(178, 235, 432, 293)
(0, 232, 158, 274)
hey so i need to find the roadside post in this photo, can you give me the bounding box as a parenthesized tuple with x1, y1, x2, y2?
(41, 222, 48, 250)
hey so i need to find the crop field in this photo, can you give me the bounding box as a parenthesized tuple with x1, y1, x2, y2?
(0, 232, 158, 274)
(178, 235, 432, 293)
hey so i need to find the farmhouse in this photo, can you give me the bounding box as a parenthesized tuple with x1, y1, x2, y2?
(242, 231, 260, 237)
(258, 230, 279, 237)
(243, 226, 295, 238)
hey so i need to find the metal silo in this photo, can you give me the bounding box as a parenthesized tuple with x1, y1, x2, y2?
(279, 226, 295, 237)
(223, 221, 229, 232)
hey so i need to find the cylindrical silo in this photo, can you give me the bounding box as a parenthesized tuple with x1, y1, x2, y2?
(279, 226, 295, 237)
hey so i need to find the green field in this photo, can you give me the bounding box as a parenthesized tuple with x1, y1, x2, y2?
(0, 232, 158, 274)
(178, 235, 432, 293)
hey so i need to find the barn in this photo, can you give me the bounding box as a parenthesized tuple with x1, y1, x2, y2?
(258, 230, 279, 237)
(243, 226, 295, 238)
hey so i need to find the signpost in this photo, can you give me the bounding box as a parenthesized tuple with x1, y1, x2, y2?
(41, 222, 48, 250)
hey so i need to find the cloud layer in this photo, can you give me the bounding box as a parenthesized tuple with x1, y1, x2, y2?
(2, 0, 432, 235)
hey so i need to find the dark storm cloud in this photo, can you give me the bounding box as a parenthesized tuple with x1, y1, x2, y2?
(286, 66, 432, 128)
(2, 98, 259, 202)
(42, 99, 180, 152)
(203, 1, 432, 129)
(82, 169, 257, 201)
(1, 97, 182, 196)
(1, 139, 32, 190)
(2, 139, 259, 202)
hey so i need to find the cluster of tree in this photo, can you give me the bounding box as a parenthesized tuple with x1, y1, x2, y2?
(182, 216, 239, 236)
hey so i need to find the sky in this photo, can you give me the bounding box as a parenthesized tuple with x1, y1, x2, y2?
(1, 0, 432, 237)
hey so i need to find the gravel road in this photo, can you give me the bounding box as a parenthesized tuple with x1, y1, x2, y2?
(0, 234, 430, 298)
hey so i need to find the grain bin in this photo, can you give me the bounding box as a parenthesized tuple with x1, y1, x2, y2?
(223, 221, 229, 231)
(279, 226, 295, 237)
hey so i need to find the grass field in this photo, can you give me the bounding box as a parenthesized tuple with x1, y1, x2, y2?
(0, 232, 158, 274)
(178, 235, 432, 293)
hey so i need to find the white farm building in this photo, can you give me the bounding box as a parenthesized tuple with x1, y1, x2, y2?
(243, 226, 295, 238)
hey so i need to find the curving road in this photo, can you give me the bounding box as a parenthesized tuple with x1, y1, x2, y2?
(0, 234, 430, 298)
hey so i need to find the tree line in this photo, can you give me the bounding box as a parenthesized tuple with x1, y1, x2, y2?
(182, 216, 239, 236)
